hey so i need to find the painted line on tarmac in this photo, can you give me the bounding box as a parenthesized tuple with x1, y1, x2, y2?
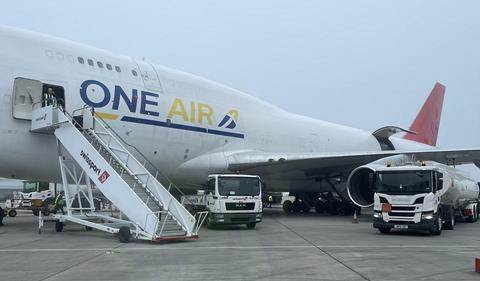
(1, 245, 480, 252)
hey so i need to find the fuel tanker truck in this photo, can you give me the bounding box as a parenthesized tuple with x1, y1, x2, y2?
(347, 155, 480, 235)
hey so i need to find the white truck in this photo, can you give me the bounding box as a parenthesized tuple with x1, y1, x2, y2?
(182, 174, 263, 229)
(372, 161, 479, 235)
(5, 181, 56, 217)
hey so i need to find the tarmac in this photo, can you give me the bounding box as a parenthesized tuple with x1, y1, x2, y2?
(1, 207, 480, 281)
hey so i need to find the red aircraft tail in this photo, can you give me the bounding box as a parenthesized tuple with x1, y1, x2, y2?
(403, 82, 446, 146)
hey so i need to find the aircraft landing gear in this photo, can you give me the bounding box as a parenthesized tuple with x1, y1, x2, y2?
(283, 193, 313, 213)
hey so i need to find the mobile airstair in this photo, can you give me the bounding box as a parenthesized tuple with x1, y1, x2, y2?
(30, 105, 207, 242)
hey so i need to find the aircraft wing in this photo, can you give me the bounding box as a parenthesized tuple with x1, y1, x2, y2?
(227, 148, 480, 176)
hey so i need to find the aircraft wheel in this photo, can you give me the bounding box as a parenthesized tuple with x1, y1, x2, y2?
(282, 201, 292, 213)
(291, 201, 302, 213)
(314, 201, 325, 213)
(8, 209, 17, 217)
(301, 202, 310, 213)
(55, 221, 64, 232)
(118, 226, 131, 243)
(326, 203, 339, 215)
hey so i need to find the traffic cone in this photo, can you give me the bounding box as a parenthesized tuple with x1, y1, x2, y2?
(352, 210, 359, 224)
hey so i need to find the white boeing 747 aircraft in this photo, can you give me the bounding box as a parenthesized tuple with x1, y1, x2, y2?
(1, 25, 479, 213)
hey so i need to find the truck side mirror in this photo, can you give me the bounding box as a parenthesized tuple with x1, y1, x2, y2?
(437, 176, 443, 191)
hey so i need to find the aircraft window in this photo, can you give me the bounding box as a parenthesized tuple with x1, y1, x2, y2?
(97, 61, 104, 68)
(77, 57, 84, 64)
(87, 59, 94, 66)
(106, 64, 113, 71)
(115, 66, 121, 72)
(132, 70, 138, 76)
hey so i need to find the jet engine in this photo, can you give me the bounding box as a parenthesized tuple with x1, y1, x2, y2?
(346, 154, 413, 207)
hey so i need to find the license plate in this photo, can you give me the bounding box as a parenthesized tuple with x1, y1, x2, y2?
(394, 225, 408, 229)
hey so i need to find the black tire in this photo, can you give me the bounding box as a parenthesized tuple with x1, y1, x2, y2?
(314, 201, 325, 213)
(291, 201, 302, 213)
(42, 210, 50, 216)
(0, 207, 4, 226)
(474, 206, 478, 222)
(246, 223, 256, 229)
(8, 209, 17, 217)
(206, 217, 216, 229)
(32, 209, 39, 216)
(378, 227, 391, 234)
(443, 208, 455, 230)
(118, 226, 131, 243)
(55, 221, 64, 232)
(282, 201, 292, 213)
(85, 226, 93, 231)
(301, 202, 310, 213)
(431, 214, 442, 235)
(326, 203, 339, 215)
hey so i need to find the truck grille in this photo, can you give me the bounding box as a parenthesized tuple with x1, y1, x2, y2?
(388, 212, 414, 217)
(225, 202, 255, 210)
(389, 205, 416, 218)
(392, 206, 416, 211)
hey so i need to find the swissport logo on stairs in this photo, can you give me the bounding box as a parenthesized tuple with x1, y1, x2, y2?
(98, 171, 110, 184)
(80, 150, 110, 184)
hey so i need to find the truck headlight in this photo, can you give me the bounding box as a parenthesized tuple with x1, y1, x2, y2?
(373, 211, 382, 219)
(421, 212, 434, 220)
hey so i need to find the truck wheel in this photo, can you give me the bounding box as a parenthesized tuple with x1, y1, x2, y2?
(432, 215, 442, 235)
(0, 207, 4, 226)
(118, 226, 131, 243)
(246, 223, 256, 229)
(474, 206, 478, 222)
(378, 227, 391, 234)
(8, 209, 17, 217)
(282, 201, 292, 213)
(443, 208, 455, 230)
(55, 221, 64, 232)
(206, 217, 216, 229)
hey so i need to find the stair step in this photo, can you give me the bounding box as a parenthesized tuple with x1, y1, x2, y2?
(157, 230, 187, 237)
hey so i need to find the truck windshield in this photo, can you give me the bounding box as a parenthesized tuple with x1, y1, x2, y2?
(218, 177, 261, 196)
(376, 171, 432, 195)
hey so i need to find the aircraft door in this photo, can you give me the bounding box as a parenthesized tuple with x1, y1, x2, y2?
(135, 60, 164, 93)
(12, 78, 43, 120)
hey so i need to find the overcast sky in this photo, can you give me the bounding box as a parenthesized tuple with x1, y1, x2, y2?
(1, 1, 479, 179)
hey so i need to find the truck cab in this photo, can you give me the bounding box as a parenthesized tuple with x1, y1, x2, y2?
(373, 166, 445, 234)
(182, 174, 263, 229)
(372, 162, 479, 235)
(204, 174, 263, 229)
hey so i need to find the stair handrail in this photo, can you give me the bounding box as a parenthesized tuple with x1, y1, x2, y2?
(86, 107, 202, 214)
